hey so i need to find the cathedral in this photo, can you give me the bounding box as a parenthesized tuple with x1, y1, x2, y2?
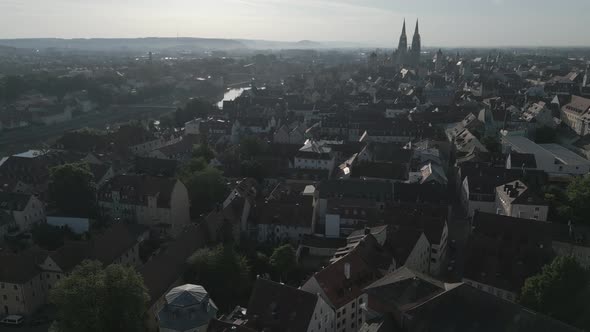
(393, 19, 421, 67)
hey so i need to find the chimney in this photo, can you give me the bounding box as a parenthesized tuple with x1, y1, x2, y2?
(344, 262, 351, 280)
(364, 227, 371, 235)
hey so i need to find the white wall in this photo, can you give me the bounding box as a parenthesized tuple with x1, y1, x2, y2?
(325, 214, 340, 238)
(169, 181, 191, 237)
(307, 296, 336, 332)
(404, 233, 431, 274)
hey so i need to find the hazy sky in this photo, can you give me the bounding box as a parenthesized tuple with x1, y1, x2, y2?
(1, 0, 589, 47)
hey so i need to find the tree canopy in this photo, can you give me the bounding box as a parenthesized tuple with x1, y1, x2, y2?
(519, 255, 590, 330)
(185, 245, 251, 312)
(174, 98, 213, 127)
(49, 163, 97, 217)
(239, 136, 268, 160)
(269, 244, 297, 281)
(566, 176, 590, 225)
(534, 126, 557, 144)
(51, 260, 149, 332)
(178, 157, 227, 217)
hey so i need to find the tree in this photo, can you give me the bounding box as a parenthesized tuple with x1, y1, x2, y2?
(240, 160, 268, 182)
(51, 260, 149, 332)
(174, 98, 212, 127)
(481, 136, 501, 153)
(31, 223, 76, 250)
(49, 163, 97, 217)
(186, 245, 251, 312)
(566, 176, 590, 225)
(239, 136, 268, 160)
(192, 144, 215, 163)
(534, 126, 557, 144)
(179, 161, 227, 217)
(520, 256, 590, 330)
(269, 244, 296, 281)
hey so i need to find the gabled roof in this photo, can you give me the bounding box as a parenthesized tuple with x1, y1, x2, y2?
(49, 223, 144, 272)
(98, 174, 178, 208)
(364, 267, 450, 312)
(405, 283, 580, 332)
(0, 248, 48, 284)
(0, 192, 32, 211)
(140, 225, 207, 306)
(464, 212, 553, 292)
(306, 235, 391, 308)
(246, 278, 318, 332)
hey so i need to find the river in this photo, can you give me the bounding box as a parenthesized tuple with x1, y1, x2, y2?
(217, 87, 250, 109)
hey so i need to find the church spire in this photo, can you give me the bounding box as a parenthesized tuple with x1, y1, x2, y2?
(402, 19, 406, 35)
(414, 19, 419, 35)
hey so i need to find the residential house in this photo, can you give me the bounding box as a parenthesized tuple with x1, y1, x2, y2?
(249, 195, 313, 244)
(520, 101, 555, 129)
(560, 95, 590, 136)
(40, 223, 147, 289)
(98, 175, 191, 237)
(302, 234, 393, 332)
(294, 140, 336, 172)
(157, 284, 218, 332)
(0, 192, 45, 232)
(246, 278, 335, 332)
(387, 205, 449, 276)
(495, 180, 549, 221)
(463, 212, 553, 302)
(274, 124, 306, 145)
(148, 135, 201, 162)
(0, 249, 48, 316)
(129, 134, 182, 157)
(0, 149, 81, 192)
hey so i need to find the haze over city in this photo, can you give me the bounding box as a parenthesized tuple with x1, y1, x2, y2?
(1, 0, 590, 47)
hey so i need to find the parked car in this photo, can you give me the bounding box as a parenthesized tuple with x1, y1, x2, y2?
(1, 315, 24, 325)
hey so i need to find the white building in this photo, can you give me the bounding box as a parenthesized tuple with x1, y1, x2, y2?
(294, 140, 336, 171)
(560, 95, 590, 136)
(502, 136, 590, 176)
(495, 180, 549, 221)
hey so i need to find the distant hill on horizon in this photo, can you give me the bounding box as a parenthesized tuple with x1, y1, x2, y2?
(0, 37, 345, 52)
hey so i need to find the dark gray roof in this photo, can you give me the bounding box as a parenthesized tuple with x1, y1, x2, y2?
(158, 284, 218, 331)
(406, 283, 580, 332)
(318, 179, 393, 199)
(246, 278, 317, 332)
(365, 267, 447, 312)
(0, 192, 32, 211)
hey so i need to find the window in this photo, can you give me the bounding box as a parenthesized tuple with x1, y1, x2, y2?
(15, 296, 19, 301)
(2, 295, 6, 300)
(0, 283, 4, 289)
(13, 285, 17, 290)
(351, 302, 355, 308)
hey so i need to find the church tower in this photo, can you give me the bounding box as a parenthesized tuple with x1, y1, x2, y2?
(396, 19, 408, 65)
(410, 19, 421, 66)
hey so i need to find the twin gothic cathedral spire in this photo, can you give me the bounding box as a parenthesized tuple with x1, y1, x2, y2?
(395, 19, 421, 66)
